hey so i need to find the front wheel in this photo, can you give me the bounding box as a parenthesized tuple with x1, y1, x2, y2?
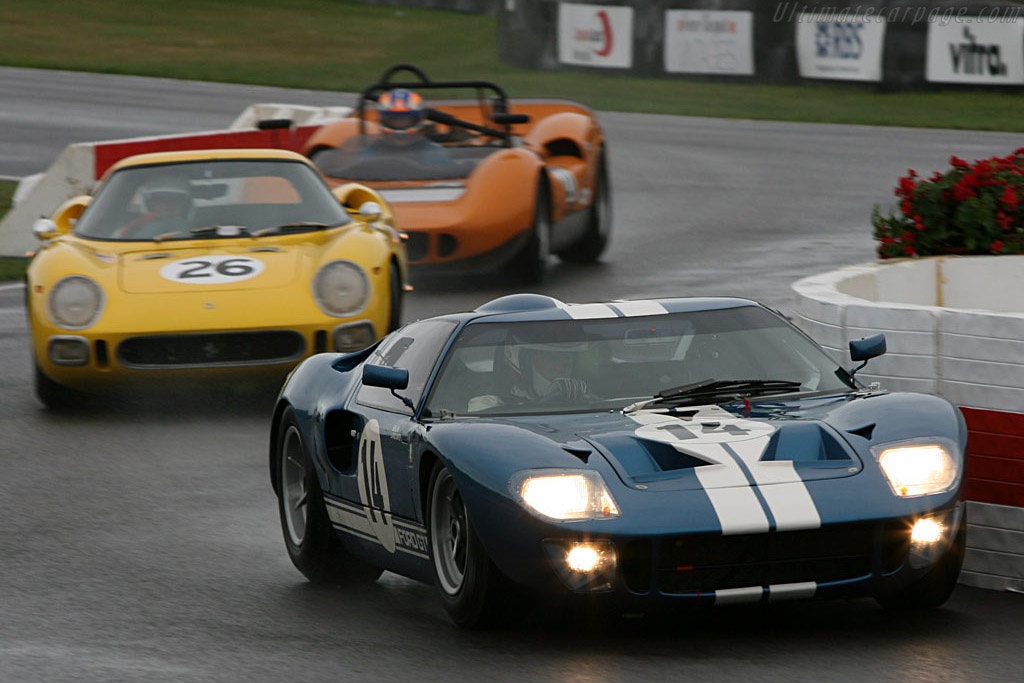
(505, 180, 550, 284)
(276, 407, 381, 584)
(558, 149, 611, 263)
(34, 364, 75, 410)
(427, 462, 510, 628)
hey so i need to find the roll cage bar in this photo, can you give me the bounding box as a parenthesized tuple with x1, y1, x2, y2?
(356, 64, 529, 148)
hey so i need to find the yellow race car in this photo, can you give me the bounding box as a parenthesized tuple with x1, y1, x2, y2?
(26, 149, 407, 408)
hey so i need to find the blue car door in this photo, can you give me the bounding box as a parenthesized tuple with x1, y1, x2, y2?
(341, 319, 457, 563)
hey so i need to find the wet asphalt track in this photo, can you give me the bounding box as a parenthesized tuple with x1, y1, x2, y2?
(2, 67, 1023, 682)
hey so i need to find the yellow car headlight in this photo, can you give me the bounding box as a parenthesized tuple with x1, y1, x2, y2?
(872, 439, 960, 498)
(47, 275, 105, 329)
(512, 470, 619, 521)
(312, 260, 369, 317)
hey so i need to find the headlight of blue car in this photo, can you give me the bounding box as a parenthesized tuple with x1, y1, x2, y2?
(871, 438, 961, 498)
(511, 469, 620, 521)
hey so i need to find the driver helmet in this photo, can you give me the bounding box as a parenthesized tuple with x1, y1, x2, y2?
(377, 88, 425, 133)
(504, 328, 588, 399)
(142, 176, 193, 217)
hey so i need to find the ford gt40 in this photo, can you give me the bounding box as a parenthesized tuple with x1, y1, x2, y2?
(27, 149, 407, 408)
(303, 64, 610, 282)
(270, 294, 966, 627)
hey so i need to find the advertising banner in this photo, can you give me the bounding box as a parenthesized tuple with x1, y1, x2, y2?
(795, 14, 887, 82)
(558, 3, 634, 68)
(926, 20, 1024, 84)
(664, 10, 754, 75)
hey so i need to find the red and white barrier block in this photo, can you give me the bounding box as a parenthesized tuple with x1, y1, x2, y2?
(0, 103, 350, 257)
(793, 256, 1024, 593)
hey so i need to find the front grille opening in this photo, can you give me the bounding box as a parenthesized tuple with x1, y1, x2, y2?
(621, 539, 653, 594)
(95, 340, 109, 368)
(315, 330, 327, 354)
(117, 331, 305, 368)
(406, 232, 429, 261)
(438, 233, 458, 258)
(655, 523, 891, 594)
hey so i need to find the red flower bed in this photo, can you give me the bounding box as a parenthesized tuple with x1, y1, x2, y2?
(873, 148, 1024, 259)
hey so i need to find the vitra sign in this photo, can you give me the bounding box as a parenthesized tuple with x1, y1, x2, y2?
(927, 21, 1024, 84)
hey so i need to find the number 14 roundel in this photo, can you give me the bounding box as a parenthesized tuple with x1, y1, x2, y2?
(357, 420, 396, 553)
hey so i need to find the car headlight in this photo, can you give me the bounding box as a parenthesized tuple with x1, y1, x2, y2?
(872, 439, 960, 498)
(46, 275, 104, 329)
(512, 469, 619, 521)
(312, 260, 370, 317)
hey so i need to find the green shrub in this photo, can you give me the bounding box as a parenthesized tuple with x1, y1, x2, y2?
(873, 148, 1024, 259)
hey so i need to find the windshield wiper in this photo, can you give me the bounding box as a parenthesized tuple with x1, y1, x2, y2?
(190, 225, 251, 238)
(253, 221, 331, 237)
(623, 379, 804, 414)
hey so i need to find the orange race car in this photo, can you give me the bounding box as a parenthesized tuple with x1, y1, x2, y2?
(303, 64, 611, 282)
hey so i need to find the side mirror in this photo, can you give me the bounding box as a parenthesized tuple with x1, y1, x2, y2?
(850, 334, 886, 362)
(332, 182, 391, 225)
(38, 195, 91, 239)
(357, 201, 382, 223)
(848, 333, 886, 378)
(362, 364, 409, 390)
(32, 218, 60, 241)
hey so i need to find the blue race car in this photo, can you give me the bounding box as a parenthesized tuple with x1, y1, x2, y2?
(269, 294, 966, 628)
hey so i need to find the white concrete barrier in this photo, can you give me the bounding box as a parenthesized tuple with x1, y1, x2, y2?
(793, 256, 1024, 593)
(0, 103, 351, 257)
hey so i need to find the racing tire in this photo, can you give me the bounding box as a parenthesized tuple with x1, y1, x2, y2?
(387, 261, 403, 333)
(427, 461, 511, 628)
(876, 514, 966, 610)
(34, 364, 76, 410)
(276, 407, 382, 585)
(557, 149, 611, 264)
(505, 180, 550, 284)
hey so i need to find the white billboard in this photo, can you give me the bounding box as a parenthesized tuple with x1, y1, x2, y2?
(558, 3, 634, 69)
(926, 21, 1024, 84)
(664, 10, 754, 75)
(796, 15, 887, 82)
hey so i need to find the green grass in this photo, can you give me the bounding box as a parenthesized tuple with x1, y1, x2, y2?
(1, 0, 1023, 131)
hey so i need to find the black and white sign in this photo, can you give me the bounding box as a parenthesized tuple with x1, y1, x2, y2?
(926, 21, 1024, 84)
(796, 15, 886, 82)
(664, 10, 754, 75)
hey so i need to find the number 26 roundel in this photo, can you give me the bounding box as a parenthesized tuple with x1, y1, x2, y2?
(160, 256, 265, 284)
(357, 420, 396, 553)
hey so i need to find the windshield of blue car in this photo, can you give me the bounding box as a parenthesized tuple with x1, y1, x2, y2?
(74, 159, 351, 241)
(423, 306, 853, 417)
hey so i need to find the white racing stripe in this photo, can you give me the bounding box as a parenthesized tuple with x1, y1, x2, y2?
(689, 443, 770, 535)
(560, 302, 618, 319)
(714, 586, 764, 605)
(731, 440, 821, 532)
(612, 300, 668, 317)
(769, 582, 817, 601)
(627, 411, 821, 535)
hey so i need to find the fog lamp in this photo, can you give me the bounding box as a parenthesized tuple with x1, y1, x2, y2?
(333, 321, 375, 353)
(543, 539, 617, 592)
(911, 518, 943, 544)
(48, 336, 89, 366)
(908, 505, 961, 569)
